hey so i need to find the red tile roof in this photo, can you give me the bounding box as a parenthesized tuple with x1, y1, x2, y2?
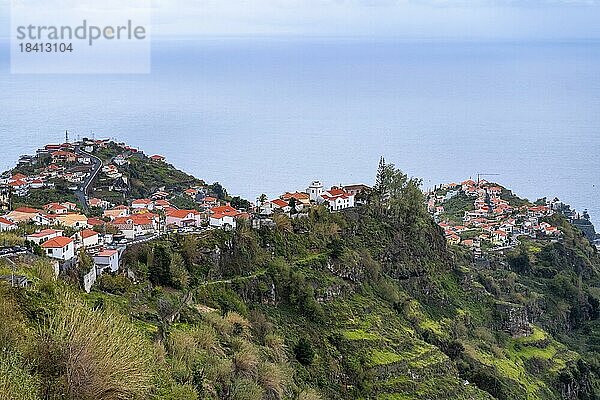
(44, 203, 67, 211)
(14, 207, 40, 214)
(211, 205, 239, 217)
(9, 180, 27, 187)
(271, 199, 288, 208)
(322, 188, 352, 200)
(87, 218, 106, 226)
(529, 205, 549, 212)
(327, 188, 347, 196)
(113, 214, 155, 226)
(281, 192, 309, 201)
(51, 150, 76, 157)
(132, 199, 152, 205)
(41, 236, 73, 248)
(167, 209, 200, 219)
(80, 229, 99, 239)
(0, 217, 15, 226)
(96, 249, 118, 257)
(28, 229, 60, 238)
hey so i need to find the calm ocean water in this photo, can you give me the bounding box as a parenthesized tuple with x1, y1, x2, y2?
(0, 38, 599, 225)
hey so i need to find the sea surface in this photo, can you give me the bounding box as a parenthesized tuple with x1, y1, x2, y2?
(0, 38, 599, 225)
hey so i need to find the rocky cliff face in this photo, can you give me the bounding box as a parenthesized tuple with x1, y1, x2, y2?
(496, 302, 532, 338)
(571, 218, 597, 243)
(558, 361, 595, 400)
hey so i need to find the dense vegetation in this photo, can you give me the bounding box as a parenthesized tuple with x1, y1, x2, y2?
(2, 161, 600, 399)
(12, 184, 80, 210)
(442, 192, 474, 223)
(124, 156, 202, 199)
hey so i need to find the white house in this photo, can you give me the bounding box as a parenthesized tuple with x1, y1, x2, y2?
(113, 155, 128, 166)
(543, 226, 560, 236)
(26, 229, 63, 245)
(209, 205, 240, 229)
(269, 199, 291, 213)
(150, 154, 166, 162)
(321, 187, 355, 212)
(209, 213, 236, 229)
(166, 209, 203, 227)
(9, 179, 29, 196)
(78, 229, 100, 248)
(93, 249, 119, 273)
(461, 179, 476, 191)
(83, 247, 120, 293)
(102, 165, 122, 179)
(77, 156, 92, 164)
(259, 201, 276, 215)
(29, 179, 45, 189)
(131, 199, 154, 210)
(43, 202, 68, 214)
(32, 213, 54, 226)
(112, 214, 157, 239)
(6, 207, 41, 223)
(492, 230, 509, 246)
(499, 223, 514, 234)
(0, 217, 17, 232)
(62, 202, 77, 211)
(41, 237, 75, 260)
(528, 205, 551, 218)
(89, 198, 111, 210)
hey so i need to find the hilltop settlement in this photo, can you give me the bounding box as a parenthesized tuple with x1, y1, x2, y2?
(426, 179, 599, 255)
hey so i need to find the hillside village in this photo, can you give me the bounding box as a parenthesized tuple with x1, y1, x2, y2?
(0, 138, 368, 292)
(426, 179, 598, 254)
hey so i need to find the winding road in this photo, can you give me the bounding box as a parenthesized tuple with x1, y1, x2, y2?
(73, 145, 102, 211)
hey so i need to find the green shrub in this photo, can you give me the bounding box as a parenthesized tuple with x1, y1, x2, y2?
(230, 377, 264, 400)
(95, 273, 132, 295)
(294, 337, 315, 366)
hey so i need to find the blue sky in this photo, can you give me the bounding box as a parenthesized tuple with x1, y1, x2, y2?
(1, 0, 599, 39)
